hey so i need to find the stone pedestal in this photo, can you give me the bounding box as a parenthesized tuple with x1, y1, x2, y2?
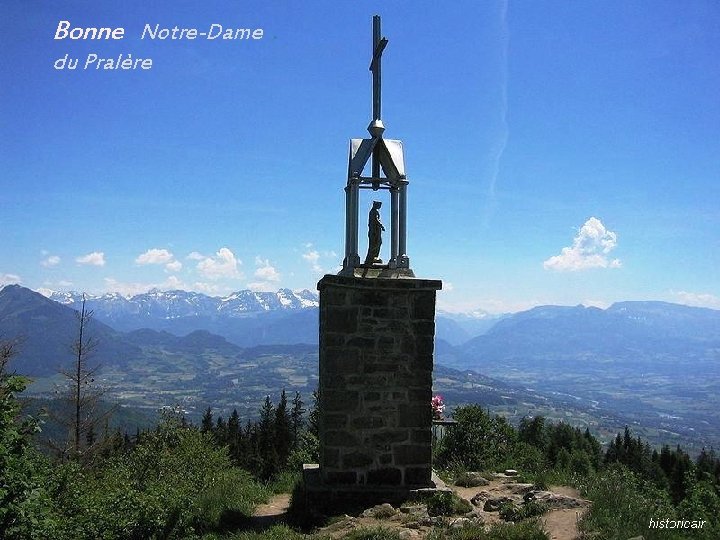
(316, 273, 442, 497)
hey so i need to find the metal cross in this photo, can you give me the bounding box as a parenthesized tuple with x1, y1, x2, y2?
(369, 15, 388, 123)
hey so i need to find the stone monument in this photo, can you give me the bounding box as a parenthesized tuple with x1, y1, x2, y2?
(308, 15, 442, 507)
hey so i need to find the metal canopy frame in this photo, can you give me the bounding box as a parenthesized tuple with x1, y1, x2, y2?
(342, 15, 410, 272)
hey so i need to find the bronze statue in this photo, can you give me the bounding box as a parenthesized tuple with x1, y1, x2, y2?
(364, 201, 385, 264)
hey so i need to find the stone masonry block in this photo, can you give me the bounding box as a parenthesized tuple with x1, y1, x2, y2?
(325, 306, 359, 333)
(325, 471, 357, 485)
(399, 404, 431, 428)
(351, 416, 385, 429)
(324, 430, 360, 447)
(412, 320, 435, 337)
(322, 447, 340, 468)
(367, 467, 402, 486)
(410, 429, 432, 444)
(323, 414, 348, 430)
(370, 430, 409, 448)
(394, 444, 432, 465)
(411, 293, 436, 320)
(342, 451, 374, 468)
(322, 288, 349, 306)
(322, 347, 360, 375)
(416, 335, 434, 357)
(323, 390, 359, 412)
(408, 387, 432, 403)
(404, 467, 432, 485)
(357, 290, 388, 307)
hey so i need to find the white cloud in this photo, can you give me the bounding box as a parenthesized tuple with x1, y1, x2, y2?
(135, 248, 174, 265)
(671, 291, 720, 310)
(76, 251, 106, 267)
(193, 281, 222, 295)
(543, 217, 621, 271)
(165, 260, 183, 273)
(186, 251, 205, 261)
(302, 249, 322, 273)
(135, 248, 182, 272)
(0, 273, 21, 286)
(196, 247, 243, 280)
(247, 257, 281, 292)
(253, 257, 280, 282)
(41, 255, 61, 267)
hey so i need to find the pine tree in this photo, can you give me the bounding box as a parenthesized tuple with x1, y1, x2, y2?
(200, 407, 214, 434)
(275, 390, 292, 466)
(258, 395, 279, 480)
(290, 391, 305, 445)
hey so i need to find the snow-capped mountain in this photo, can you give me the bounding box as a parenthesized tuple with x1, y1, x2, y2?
(38, 287, 321, 345)
(43, 288, 319, 320)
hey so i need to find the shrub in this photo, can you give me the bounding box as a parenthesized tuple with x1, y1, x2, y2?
(577, 464, 679, 540)
(425, 491, 472, 516)
(434, 405, 517, 471)
(498, 500, 549, 522)
(44, 417, 269, 539)
(0, 375, 52, 539)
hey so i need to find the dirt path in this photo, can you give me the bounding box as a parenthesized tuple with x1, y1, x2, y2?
(251, 493, 291, 528)
(454, 480, 589, 540)
(250, 481, 589, 539)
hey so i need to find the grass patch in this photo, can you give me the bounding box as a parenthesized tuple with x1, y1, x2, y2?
(340, 526, 402, 540)
(194, 468, 272, 533)
(268, 469, 301, 494)
(427, 519, 549, 540)
(202, 524, 305, 539)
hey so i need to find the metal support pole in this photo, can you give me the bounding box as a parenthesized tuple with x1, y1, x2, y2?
(399, 182, 408, 266)
(350, 183, 360, 265)
(344, 184, 352, 267)
(390, 186, 399, 267)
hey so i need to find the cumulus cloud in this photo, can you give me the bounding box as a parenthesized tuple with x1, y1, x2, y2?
(196, 247, 243, 280)
(41, 255, 61, 267)
(543, 217, 621, 271)
(186, 251, 205, 261)
(247, 257, 281, 292)
(76, 251, 106, 267)
(135, 248, 174, 265)
(253, 257, 280, 282)
(0, 273, 21, 286)
(302, 249, 322, 273)
(671, 291, 720, 310)
(135, 248, 182, 273)
(165, 260, 183, 272)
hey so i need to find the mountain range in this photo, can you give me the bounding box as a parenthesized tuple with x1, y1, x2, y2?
(2, 284, 719, 450)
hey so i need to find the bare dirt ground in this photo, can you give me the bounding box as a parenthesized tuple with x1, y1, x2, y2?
(252, 478, 590, 539)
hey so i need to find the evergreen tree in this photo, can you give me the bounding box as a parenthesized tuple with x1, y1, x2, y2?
(258, 395, 279, 479)
(290, 391, 305, 444)
(275, 389, 292, 465)
(200, 407, 214, 434)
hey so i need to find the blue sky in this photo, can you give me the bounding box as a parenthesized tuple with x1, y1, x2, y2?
(1, 0, 718, 313)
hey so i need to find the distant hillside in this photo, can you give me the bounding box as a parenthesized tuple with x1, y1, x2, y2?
(0, 284, 140, 376)
(447, 301, 720, 452)
(459, 301, 720, 369)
